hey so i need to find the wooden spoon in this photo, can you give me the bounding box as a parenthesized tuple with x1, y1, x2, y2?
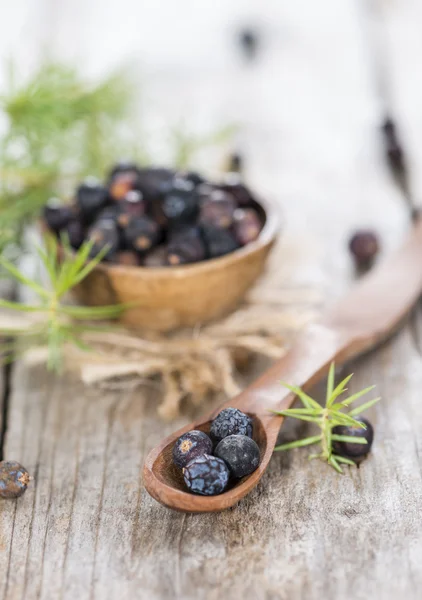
(144, 218, 422, 513)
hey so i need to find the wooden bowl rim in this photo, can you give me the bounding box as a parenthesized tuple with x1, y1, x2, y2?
(92, 195, 280, 279)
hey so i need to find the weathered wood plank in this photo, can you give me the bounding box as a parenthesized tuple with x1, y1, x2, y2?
(1, 0, 422, 599)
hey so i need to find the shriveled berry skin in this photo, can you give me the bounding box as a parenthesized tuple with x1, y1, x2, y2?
(76, 178, 109, 224)
(162, 182, 199, 226)
(199, 190, 236, 229)
(0, 461, 31, 499)
(183, 454, 230, 495)
(123, 216, 161, 252)
(43, 200, 74, 234)
(233, 208, 262, 246)
(349, 230, 380, 269)
(173, 430, 213, 469)
(166, 227, 206, 266)
(332, 417, 374, 459)
(137, 167, 175, 201)
(215, 435, 260, 478)
(200, 224, 239, 259)
(210, 407, 253, 443)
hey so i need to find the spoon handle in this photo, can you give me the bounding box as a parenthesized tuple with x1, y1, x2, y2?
(225, 323, 349, 421)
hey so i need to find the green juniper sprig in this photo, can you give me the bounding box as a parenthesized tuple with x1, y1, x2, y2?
(271, 363, 381, 472)
(0, 235, 127, 372)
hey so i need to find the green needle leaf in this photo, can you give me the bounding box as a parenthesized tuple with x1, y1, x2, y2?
(280, 381, 321, 410)
(349, 397, 381, 417)
(329, 456, 343, 473)
(340, 385, 376, 406)
(326, 362, 335, 406)
(0, 255, 50, 299)
(274, 435, 322, 452)
(332, 455, 356, 466)
(328, 373, 353, 407)
(331, 434, 367, 444)
(330, 413, 367, 429)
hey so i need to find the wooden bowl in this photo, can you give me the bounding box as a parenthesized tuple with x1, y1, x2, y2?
(69, 197, 279, 331)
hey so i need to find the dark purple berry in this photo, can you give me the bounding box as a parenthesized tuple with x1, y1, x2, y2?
(76, 178, 109, 224)
(332, 416, 374, 459)
(233, 208, 262, 246)
(88, 219, 120, 259)
(43, 199, 74, 234)
(200, 224, 239, 259)
(108, 171, 139, 202)
(215, 435, 260, 478)
(108, 161, 140, 180)
(64, 220, 85, 249)
(117, 190, 147, 228)
(219, 173, 255, 207)
(166, 227, 207, 266)
(123, 215, 161, 252)
(0, 461, 31, 499)
(173, 430, 213, 469)
(143, 245, 168, 268)
(238, 27, 259, 60)
(175, 170, 205, 187)
(183, 454, 230, 495)
(349, 230, 380, 269)
(210, 407, 253, 443)
(161, 181, 199, 226)
(199, 190, 236, 229)
(137, 167, 176, 201)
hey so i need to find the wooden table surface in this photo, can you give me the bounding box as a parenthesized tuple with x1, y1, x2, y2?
(2, 1, 422, 598)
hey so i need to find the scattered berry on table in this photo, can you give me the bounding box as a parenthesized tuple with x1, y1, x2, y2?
(173, 430, 213, 469)
(183, 454, 230, 495)
(349, 230, 380, 269)
(210, 407, 253, 443)
(233, 208, 262, 246)
(76, 178, 109, 224)
(237, 27, 260, 60)
(215, 434, 260, 478)
(200, 224, 239, 259)
(332, 416, 374, 459)
(0, 461, 31, 499)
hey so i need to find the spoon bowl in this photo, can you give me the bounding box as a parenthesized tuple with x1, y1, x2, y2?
(144, 219, 422, 512)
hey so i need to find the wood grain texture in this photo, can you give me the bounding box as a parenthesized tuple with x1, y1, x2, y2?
(1, 0, 422, 598)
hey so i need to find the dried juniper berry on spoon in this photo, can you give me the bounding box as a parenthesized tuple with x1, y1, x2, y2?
(210, 407, 253, 443)
(183, 454, 230, 495)
(215, 435, 260, 478)
(173, 430, 213, 468)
